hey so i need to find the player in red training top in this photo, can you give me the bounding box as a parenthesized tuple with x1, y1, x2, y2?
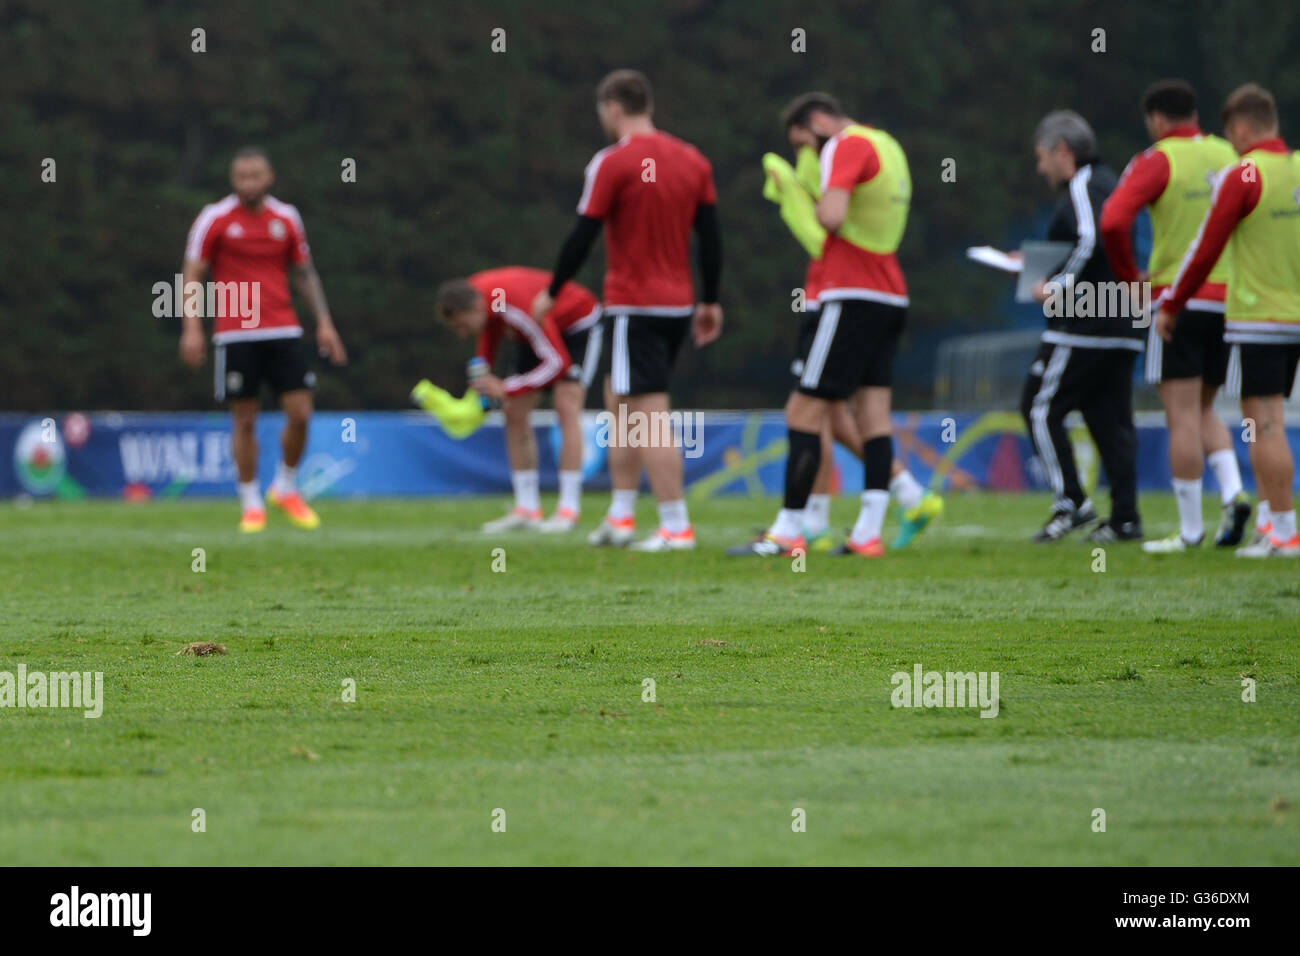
(180, 147, 347, 532)
(1154, 84, 1300, 557)
(437, 267, 602, 533)
(532, 69, 723, 552)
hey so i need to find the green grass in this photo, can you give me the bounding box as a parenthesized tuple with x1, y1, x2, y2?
(0, 492, 1296, 865)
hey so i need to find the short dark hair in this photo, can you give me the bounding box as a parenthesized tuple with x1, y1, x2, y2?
(435, 279, 480, 321)
(596, 69, 652, 115)
(232, 145, 270, 165)
(1222, 83, 1278, 131)
(781, 92, 844, 130)
(1141, 79, 1197, 121)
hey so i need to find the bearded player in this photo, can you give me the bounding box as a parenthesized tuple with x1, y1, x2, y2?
(179, 147, 347, 532)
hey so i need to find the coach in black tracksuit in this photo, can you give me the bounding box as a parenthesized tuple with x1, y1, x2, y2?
(1020, 110, 1144, 543)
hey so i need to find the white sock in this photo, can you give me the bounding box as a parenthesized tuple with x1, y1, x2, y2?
(1271, 509, 1297, 541)
(658, 499, 690, 534)
(889, 469, 924, 511)
(849, 490, 890, 545)
(1172, 477, 1203, 542)
(558, 471, 582, 515)
(273, 461, 297, 495)
(1257, 500, 1271, 532)
(238, 480, 263, 512)
(770, 507, 805, 540)
(803, 494, 831, 536)
(512, 470, 540, 513)
(608, 488, 637, 522)
(1206, 449, 1243, 504)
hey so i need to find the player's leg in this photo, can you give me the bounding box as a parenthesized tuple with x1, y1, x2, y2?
(1194, 315, 1251, 546)
(1081, 349, 1142, 544)
(268, 387, 321, 529)
(614, 316, 693, 552)
(1146, 376, 1204, 550)
(1202, 384, 1250, 546)
(483, 389, 543, 532)
(1028, 345, 1095, 541)
(890, 456, 942, 548)
(627, 389, 694, 549)
(259, 338, 321, 528)
(835, 301, 905, 557)
(800, 416, 837, 550)
(1237, 344, 1299, 556)
(588, 317, 642, 546)
(1020, 344, 1049, 460)
(231, 397, 264, 532)
(727, 389, 829, 556)
(544, 321, 599, 533)
(729, 302, 849, 556)
(840, 383, 891, 556)
(219, 340, 267, 532)
(539, 379, 585, 531)
(1237, 394, 1296, 555)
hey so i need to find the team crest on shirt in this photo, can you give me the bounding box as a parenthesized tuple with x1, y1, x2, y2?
(226, 222, 244, 238)
(268, 219, 287, 239)
(226, 371, 244, 393)
(1293, 187, 1300, 206)
(1205, 169, 1218, 187)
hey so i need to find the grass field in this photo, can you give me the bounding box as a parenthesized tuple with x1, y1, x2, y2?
(0, 492, 1296, 865)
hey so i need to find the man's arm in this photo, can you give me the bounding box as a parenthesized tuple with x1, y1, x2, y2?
(498, 311, 567, 397)
(1100, 151, 1168, 283)
(816, 135, 878, 233)
(546, 216, 603, 299)
(1044, 175, 1097, 289)
(533, 215, 602, 322)
(694, 203, 722, 303)
(293, 261, 347, 365)
(816, 189, 850, 233)
(179, 258, 208, 368)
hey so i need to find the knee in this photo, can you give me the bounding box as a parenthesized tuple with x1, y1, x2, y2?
(503, 400, 531, 427)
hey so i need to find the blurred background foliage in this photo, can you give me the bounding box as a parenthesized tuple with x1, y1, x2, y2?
(3, 0, 1298, 410)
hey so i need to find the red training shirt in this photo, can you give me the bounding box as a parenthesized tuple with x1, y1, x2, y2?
(469, 266, 601, 395)
(185, 195, 310, 343)
(577, 130, 717, 314)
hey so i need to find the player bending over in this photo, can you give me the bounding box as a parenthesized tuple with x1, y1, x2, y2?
(179, 146, 347, 532)
(437, 267, 601, 532)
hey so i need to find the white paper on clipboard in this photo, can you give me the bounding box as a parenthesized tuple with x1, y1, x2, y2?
(965, 245, 1023, 273)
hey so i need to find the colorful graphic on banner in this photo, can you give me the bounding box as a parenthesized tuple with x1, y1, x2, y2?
(0, 410, 1278, 500)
